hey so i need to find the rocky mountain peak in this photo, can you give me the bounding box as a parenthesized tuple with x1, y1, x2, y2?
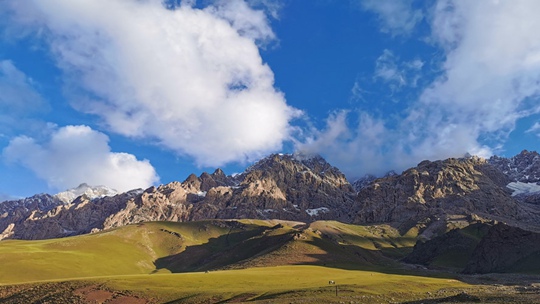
(0, 194, 62, 214)
(212, 168, 226, 178)
(3, 151, 540, 242)
(198, 169, 236, 192)
(182, 173, 201, 191)
(352, 174, 377, 192)
(352, 156, 529, 236)
(352, 170, 399, 192)
(489, 150, 540, 183)
(240, 153, 352, 192)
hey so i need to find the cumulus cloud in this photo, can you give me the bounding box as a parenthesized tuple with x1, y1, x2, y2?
(3, 125, 159, 192)
(413, 0, 540, 154)
(299, 111, 391, 177)
(4, 0, 298, 167)
(359, 0, 423, 36)
(303, 0, 540, 179)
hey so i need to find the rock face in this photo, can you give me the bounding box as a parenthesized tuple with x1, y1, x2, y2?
(352, 171, 397, 192)
(351, 174, 377, 192)
(351, 156, 539, 235)
(0, 154, 355, 240)
(488, 150, 540, 207)
(2, 151, 540, 241)
(489, 150, 540, 183)
(0, 194, 63, 239)
(463, 223, 540, 274)
(187, 154, 355, 223)
(0, 190, 142, 240)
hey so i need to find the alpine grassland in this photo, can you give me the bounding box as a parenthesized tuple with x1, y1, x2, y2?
(0, 220, 538, 303)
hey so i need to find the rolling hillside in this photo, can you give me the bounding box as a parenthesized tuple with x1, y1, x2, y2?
(0, 219, 421, 284)
(1, 219, 539, 303)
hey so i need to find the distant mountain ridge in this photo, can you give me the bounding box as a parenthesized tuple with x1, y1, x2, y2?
(0, 153, 355, 240)
(489, 150, 540, 183)
(351, 155, 540, 236)
(1, 151, 540, 241)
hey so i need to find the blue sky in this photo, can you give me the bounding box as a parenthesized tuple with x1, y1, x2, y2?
(1, 0, 540, 199)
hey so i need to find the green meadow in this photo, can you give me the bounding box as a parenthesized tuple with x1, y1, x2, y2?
(0, 220, 536, 303)
(101, 266, 468, 303)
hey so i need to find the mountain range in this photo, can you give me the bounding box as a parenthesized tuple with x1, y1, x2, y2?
(2, 150, 540, 274)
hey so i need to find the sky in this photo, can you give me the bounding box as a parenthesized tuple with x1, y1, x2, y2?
(1, 0, 540, 199)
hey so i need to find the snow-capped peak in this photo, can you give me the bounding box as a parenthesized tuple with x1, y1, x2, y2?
(54, 183, 118, 203)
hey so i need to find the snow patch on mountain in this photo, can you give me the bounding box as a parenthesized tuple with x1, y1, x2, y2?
(507, 182, 540, 196)
(306, 207, 329, 217)
(54, 183, 118, 203)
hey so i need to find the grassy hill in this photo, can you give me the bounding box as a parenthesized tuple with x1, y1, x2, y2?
(1, 220, 539, 303)
(0, 220, 292, 283)
(0, 220, 422, 284)
(0, 266, 476, 303)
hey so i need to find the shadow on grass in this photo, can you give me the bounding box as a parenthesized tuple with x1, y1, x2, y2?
(153, 220, 459, 281)
(154, 222, 296, 272)
(154, 220, 540, 289)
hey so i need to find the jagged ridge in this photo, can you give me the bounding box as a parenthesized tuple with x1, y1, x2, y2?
(0, 154, 355, 240)
(2, 152, 540, 242)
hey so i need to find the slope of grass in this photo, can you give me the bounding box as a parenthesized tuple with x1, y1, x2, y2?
(0, 219, 425, 286)
(0, 220, 299, 284)
(427, 223, 491, 269)
(1, 220, 539, 303)
(107, 266, 468, 302)
(310, 221, 418, 259)
(0, 266, 469, 303)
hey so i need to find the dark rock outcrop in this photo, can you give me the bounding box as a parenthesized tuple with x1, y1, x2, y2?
(403, 223, 491, 268)
(464, 223, 540, 274)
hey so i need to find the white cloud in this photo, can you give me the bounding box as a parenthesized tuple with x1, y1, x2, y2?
(0, 60, 44, 113)
(374, 50, 406, 90)
(303, 0, 540, 178)
(374, 50, 424, 92)
(209, 0, 276, 44)
(0, 60, 48, 134)
(298, 111, 393, 177)
(246, 0, 283, 20)
(526, 122, 540, 136)
(359, 0, 423, 36)
(4, 0, 298, 168)
(414, 0, 540, 152)
(350, 80, 368, 102)
(3, 125, 159, 192)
